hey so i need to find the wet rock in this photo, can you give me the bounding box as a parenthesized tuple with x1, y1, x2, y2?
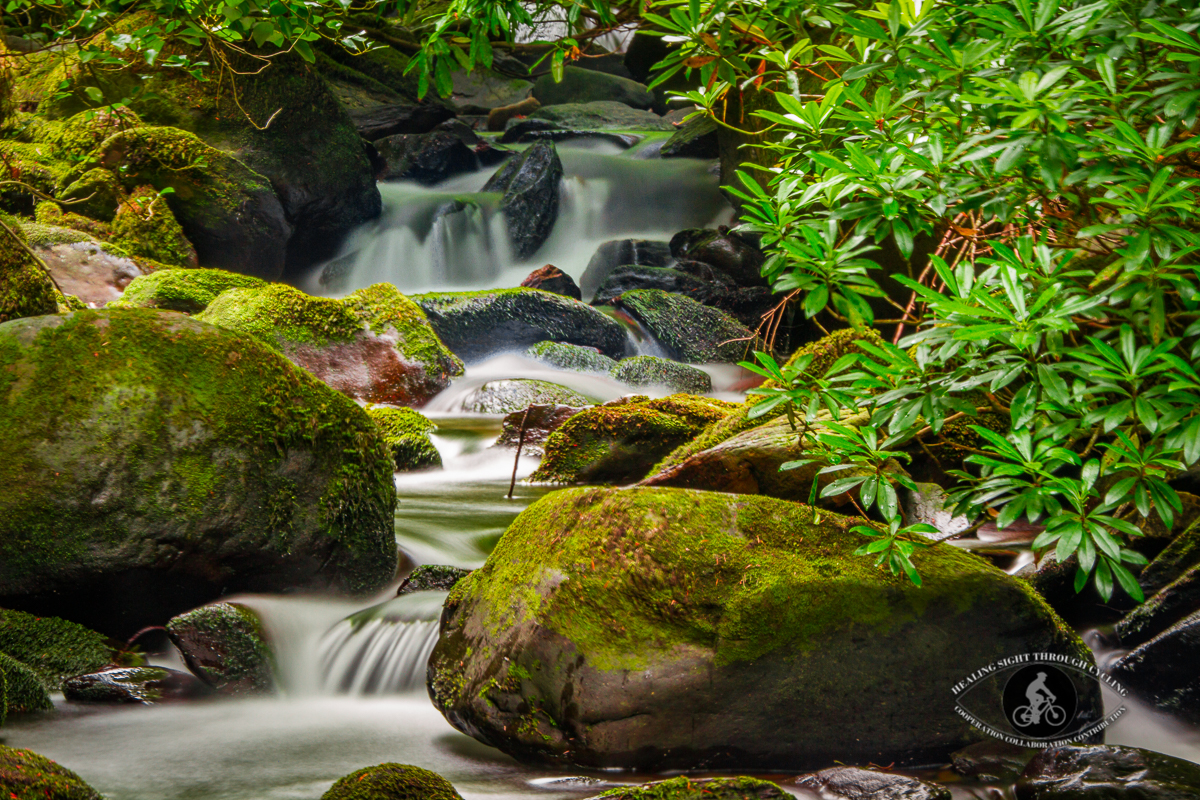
(413, 288, 629, 362)
(526, 340, 616, 374)
(1117, 564, 1200, 648)
(520, 265, 581, 300)
(1017, 554, 1131, 624)
(0, 221, 58, 324)
(798, 767, 950, 800)
(0, 745, 102, 799)
(951, 741, 1038, 784)
(374, 131, 480, 184)
(113, 268, 266, 314)
(1015, 744, 1200, 798)
(427, 486, 1099, 770)
(481, 140, 563, 259)
(1109, 611, 1200, 721)
(615, 289, 763, 363)
(904, 483, 973, 541)
(167, 602, 274, 694)
(367, 407, 441, 472)
(488, 97, 542, 131)
(661, 116, 720, 159)
(495, 403, 587, 457)
(461, 379, 589, 414)
(531, 101, 675, 131)
(433, 117, 480, 146)
(197, 282, 464, 407)
(25, 229, 144, 307)
(62, 666, 210, 704)
(397, 565, 472, 596)
(0, 310, 398, 637)
(533, 67, 654, 110)
(348, 103, 456, 141)
(499, 118, 561, 142)
(593, 777, 787, 800)
(1139, 519, 1200, 596)
(321, 763, 463, 800)
(670, 227, 766, 287)
(0, 609, 114, 690)
(592, 265, 714, 306)
(450, 70, 533, 115)
(503, 128, 641, 148)
(93, 127, 291, 280)
(0, 653, 54, 716)
(531, 395, 734, 484)
(612, 355, 712, 394)
(580, 238, 672, 298)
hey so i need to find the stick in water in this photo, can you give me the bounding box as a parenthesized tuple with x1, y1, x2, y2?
(508, 407, 531, 499)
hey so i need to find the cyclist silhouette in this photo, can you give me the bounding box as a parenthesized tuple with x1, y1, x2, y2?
(1014, 671, 1065, 727)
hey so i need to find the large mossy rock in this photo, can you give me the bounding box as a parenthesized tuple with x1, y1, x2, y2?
(481, 140, 562, 259)
(166, 602, 274, 694)
(0, 653, 54, 717)
(530, 395, 735, 484)
(1015, 745, 1200, 799)
(115, 268, 266, 314)
(526, 340, 616, 374)
(92, 127, 291, 279)
(532, 67, 654, 110)
(428, 487, 1097, 770)
(531, 101, 674, 131)
(367, 406, 441, 472)
(108, 185, 199, 268)
(413, 288, 629, 362)
(198, 283, 463, 407)
(0, 222, 58, 325)
(611, 355, 712, 394)
(614, 289, 761, 363)
(0, 309, 398, 636)
(0, 609, 114, 690)
(0, 745, 102, 800)
(321, 763, 463, 800)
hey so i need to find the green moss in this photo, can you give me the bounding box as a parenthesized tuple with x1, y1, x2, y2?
(526, 340, 616, 374)
(0, 609, 113, 690)
(0, 653, 53, 716)
(398, 564, 471, 594)
(167, 602, 273, 691)
(531, 394, 736, 484)
(0, 745, 103, 800)
(321, 763, 463, 800)
(0, 309, 397, 596)
(611, 355, 712, 394)
(615, 289, 762, 363)
(343, 283, 463, 374)
(107, 185, 196, 267)
(770, 327, 885, 387)
(15, 221, 89, 249)
(599, 777, 786, 800)
(114, 268, 265, 314)
(0, 220, 58, 325)
(367, 406, 441, 471)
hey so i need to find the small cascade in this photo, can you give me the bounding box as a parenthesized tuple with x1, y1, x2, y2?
(422, 353, 633, 415)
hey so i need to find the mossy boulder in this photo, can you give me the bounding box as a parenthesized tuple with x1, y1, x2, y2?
(109, 185, 198, 268)
(198, 283, 463, 407)
(531, 395, 735, 484)
(460, 379, 589, 414)
(0, 609, 114, 690)
(594, 777, 786, 800)
(427, 486, 1099, 770)
(397, 565, 472, 596)
(0, 745, 101, 800)
(614, 289, 761, 363)
(526, 341, 617, 374)
(367, 406, 441, 471)
(62, 666, 209, 704)
(114, 268, 266, 314)
(532, 67, 654, 110)
(0, 309, 397, 636)
(611, 355, 712, 394)
(0, 653, 54, 718)
(321, 763, 463, 800)
(58, 167, 121, 221)
(91, 126, 291, 279)
(531, 101, 675, 131)
(413, 288, 630, 362)
(660, 116, 719, 159)
(0, 221, 58, 324)
(166, 602, 273, 694)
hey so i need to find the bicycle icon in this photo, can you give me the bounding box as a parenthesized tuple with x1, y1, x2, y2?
(1012, 699, 1067, 727)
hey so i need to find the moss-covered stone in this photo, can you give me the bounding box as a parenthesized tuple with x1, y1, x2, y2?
(614, 289, 762, 363)
(0, 609, 113, 690)
(0, 220, 57, 325)
(109, 185, 197, 268)
(0, 745, 102, 800)
(367, 406, 441, 471)
(461, 379, 589, 414)
(397, 565, 472, 595)
(427, 486, 1097, 770)
(0, 653, 53, 717)
(114, 268, 266, 314)
(531, 394, 735, 484)
(611, 355, 712, 394)
(596, 777, 786, 800)
(167, 602, 273, 694)
(198, 282, 463, 406)
(0, 309, 397, 636)
(57, 167, 121, 221)
(1140, 519, 1200, 597)
(526, 340, 616, 374)
(321, 763, 463, 800)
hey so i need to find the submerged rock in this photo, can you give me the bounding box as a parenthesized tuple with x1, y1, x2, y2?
(660, 116, 720, 159)
(526, 340, 616, 374)
(531, 101, 674, 131)
(397, 565, 472, 596)
(481, 140, 562, 259)
(0, 653, 54, 717)
(520, 265, 581, 300)
(198, 282, 463, 407)
(670, 228, 765, 287)
(428, 487, 1098, 770)
(1015, 745, 1200, 798)
(532, 67, 654, 110)
(798, 768, 950, 800)
(615, 289, 761, 363)
(0, 310, 398, 636)
(114, 268, 266, 314)
(414, 288, 629, 362)
(322, 763, 463, 800)
(580, 238, 672, 298)
(531, 395, 734, 484)
(592, 777, 787, 800)
(0, 745, 102, 800)
(167, 602, 273, 694)
(460, 379, 589, 414)
(62, 666, 209, 704)
(611, 355, 712, 394)
(495, 403, 587, 457)
(0, 609, 114, 690)
(367, 406, 441, 472)
(0, 221, 58, 325)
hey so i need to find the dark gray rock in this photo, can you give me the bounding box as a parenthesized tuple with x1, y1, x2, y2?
(495, 403, 587, 457)
(460, 379, 589, 414)
(482, 140, 563, 259)
(532, 67, 654, 110)
(1140, 520, 1200, 596)
(500, 118, 561, 142)
(503, 128, 640, 148)
(798, 767, 950, 800)
(580, 238, 672, 298)
(670, 227, 766, 287)
(951, 741, 1038, 784)
(1016, 745, 1200, 798)
(592, 265, 714, 306)
(397, 565, 472, 595)
(531, 101, 675, 131)
(568, 52, 634, 82)
(63, 667, 210, 704)
(1117, 564, 1200, 648)
(611, 355, 712, 394)
(348, 103, 456, 141)
(1110, 611, 1200, 721)
(521, 265, 581, 300)
(433, 117, 480, 146)
(615, 289, 762, 363)
(661, 116, 719, 159)
(374, 131, 480, 184)
(167, 602, 274, 694)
